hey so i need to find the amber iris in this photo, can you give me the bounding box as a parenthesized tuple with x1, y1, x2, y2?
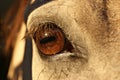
(34, 23, 65, 55)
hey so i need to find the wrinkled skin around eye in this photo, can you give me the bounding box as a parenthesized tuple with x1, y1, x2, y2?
(27, 0, 120, 80)
(8, 0, 120, 80)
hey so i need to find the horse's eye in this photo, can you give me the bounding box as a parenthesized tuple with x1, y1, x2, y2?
(33, 23, 65, 56)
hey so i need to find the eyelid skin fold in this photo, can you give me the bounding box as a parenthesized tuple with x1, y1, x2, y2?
(26, 0, 90, 61)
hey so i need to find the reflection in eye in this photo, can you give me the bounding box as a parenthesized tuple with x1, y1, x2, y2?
(33, 23, 65, 56)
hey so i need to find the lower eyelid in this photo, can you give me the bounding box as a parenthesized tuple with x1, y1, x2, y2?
(38, 43, 88, 62)
(49, 52, 76, 61)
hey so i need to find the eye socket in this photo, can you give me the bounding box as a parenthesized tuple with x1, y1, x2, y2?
(33, 22, 65, 56)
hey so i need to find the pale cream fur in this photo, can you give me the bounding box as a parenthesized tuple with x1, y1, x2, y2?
(8, 0, 120, 80)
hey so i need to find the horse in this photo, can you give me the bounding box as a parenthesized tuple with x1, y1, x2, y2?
(7, 0, 120, 80)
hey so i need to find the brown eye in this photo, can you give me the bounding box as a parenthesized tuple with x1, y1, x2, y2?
(33, 23, 65, 56)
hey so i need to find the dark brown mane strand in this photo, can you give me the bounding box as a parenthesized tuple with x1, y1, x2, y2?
(0, 0, 28, 79)
(5, 0, 28, 56)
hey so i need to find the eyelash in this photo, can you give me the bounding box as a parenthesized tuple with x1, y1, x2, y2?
(26, 22, 60, 40)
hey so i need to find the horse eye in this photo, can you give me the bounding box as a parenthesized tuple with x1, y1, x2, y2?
(33, 23, 65, 56)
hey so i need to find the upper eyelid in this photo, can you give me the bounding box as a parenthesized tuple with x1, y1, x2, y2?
(26, 0, 86, 42)
(26, 2, 87, 49)
(26, 12, 67, 35)
(26, 1, 65, 30)
(26, 21, 61, 38)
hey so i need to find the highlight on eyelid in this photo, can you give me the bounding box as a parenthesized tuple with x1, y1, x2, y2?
(33, 22, 65, 56)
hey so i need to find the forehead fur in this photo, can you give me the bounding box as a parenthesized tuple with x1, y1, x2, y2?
(27, 0, 120, 44)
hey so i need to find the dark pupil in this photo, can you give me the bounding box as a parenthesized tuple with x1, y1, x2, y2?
(40, 36, 56, 44)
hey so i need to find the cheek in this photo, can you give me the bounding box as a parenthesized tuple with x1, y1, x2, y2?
(32, 39, 98, 80)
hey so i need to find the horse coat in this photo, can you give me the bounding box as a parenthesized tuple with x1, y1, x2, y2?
(8, 0, 120, 80)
